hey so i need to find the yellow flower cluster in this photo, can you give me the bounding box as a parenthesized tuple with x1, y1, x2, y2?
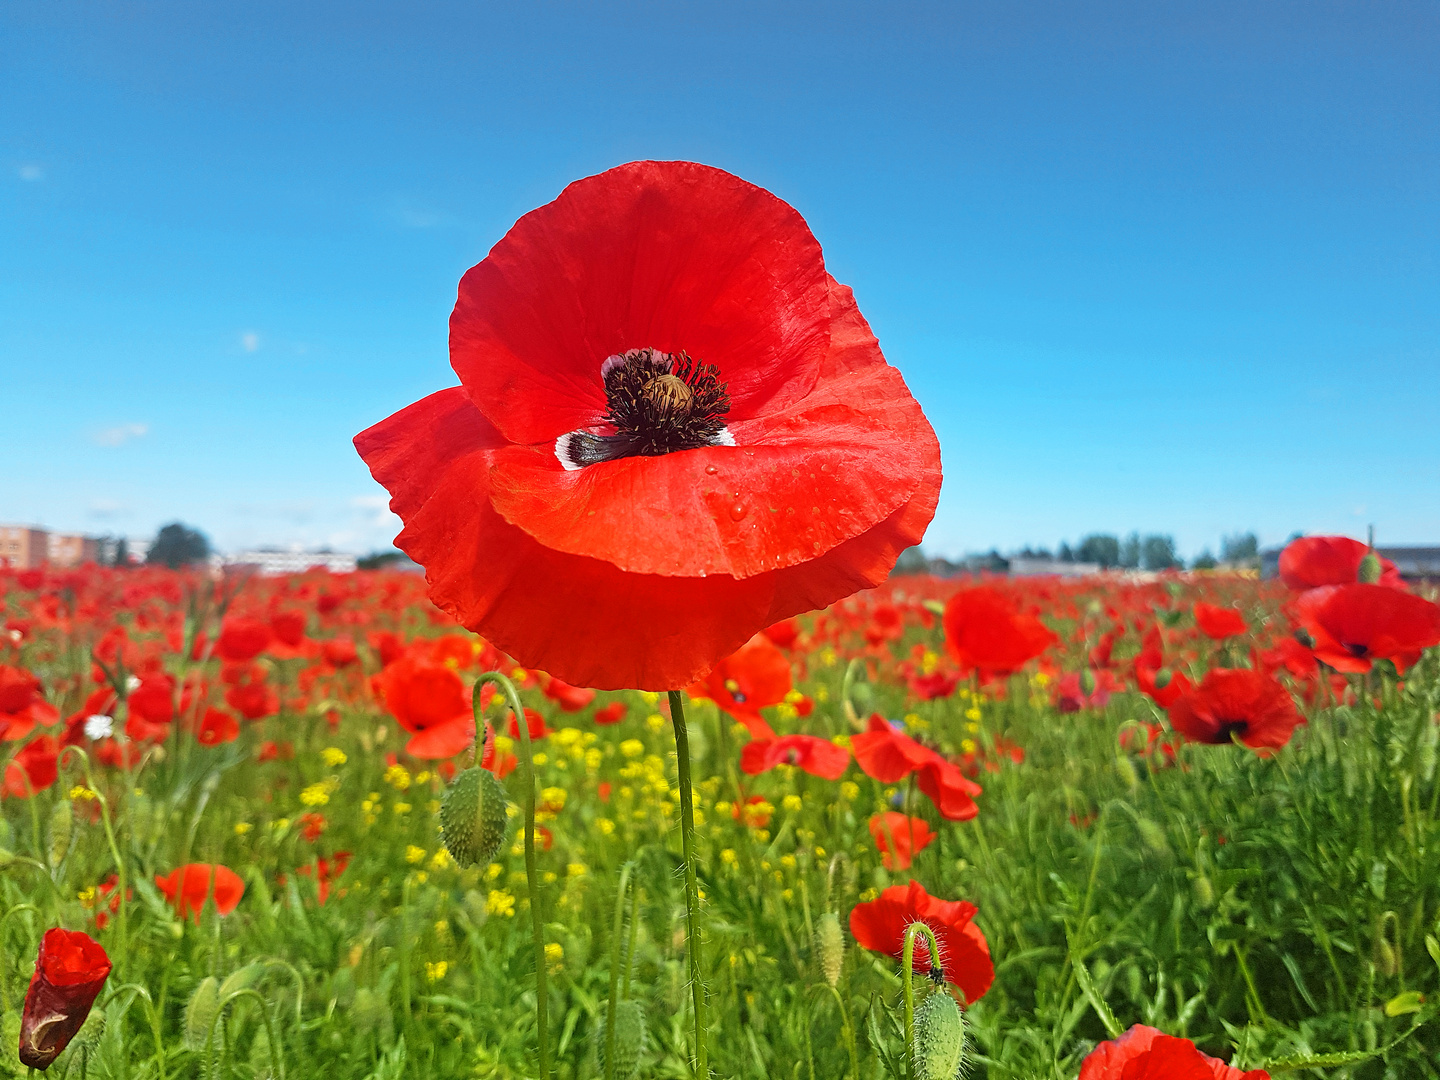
(321, 747, 347, 767)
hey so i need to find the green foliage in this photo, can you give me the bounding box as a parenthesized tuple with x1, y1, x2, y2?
(145, 521, 211, 567)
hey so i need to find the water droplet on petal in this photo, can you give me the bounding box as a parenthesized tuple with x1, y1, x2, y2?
(705, 464, 718, 475)
(729, 502, 747, 522)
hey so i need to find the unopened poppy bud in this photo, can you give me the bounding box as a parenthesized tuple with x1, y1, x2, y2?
(183, 976, 221, 1051)
(1376, 938, 1399, 978)
(440, 766, 510, 867)
(815, 912, 845, 987)
(1358, 551, 1383, 584)
(1114, 754, 1138, 790)
(1079, 668, 1097, 696)
(1192, 875, 1214, 910)
(1136, 817, 1171, 857)
(19, 928, 111, 1069)
(913, 990, 966, 1080)
(1152, 668, 1173, 690)
(597, 999, 646, 1080)
(48, 799, 72, 871)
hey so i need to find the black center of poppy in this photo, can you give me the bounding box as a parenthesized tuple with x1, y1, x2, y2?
(1344, 641, 1370, 659)
(556, 348, 732, 469)
(1215, 720, 1249, 743)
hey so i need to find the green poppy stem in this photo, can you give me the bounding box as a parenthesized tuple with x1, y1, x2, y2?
(901, 921, 942, 1080)
(668, 690, 708, 1078)
(603, 861, 634, 1080)
(473, 673, 550, 1080)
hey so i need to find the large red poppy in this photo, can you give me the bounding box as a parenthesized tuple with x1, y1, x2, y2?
(1168, 669, 1303, 751)
(155, 863, 245, 922)
(355, 161, 941, 691)
(942, 586, 1057, 676)
(1079, 1024, 1268, 1080)
(740, 734, 849, 779)
(3, 735, 58, 798)
(1294, 583, 1440, 674)
(848, 881, 993, 1003)
(19, 928, 112, 1069)
(1194, 603, 1247, 641)
(371, 652, 482, 758)
(1279, 536, 1402, 590)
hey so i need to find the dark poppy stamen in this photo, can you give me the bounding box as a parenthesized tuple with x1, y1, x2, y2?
(556, 348, 733, 470)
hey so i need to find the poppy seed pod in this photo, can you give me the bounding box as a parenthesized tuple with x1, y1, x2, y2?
(816, 912, 845, 987)
(913, 990, 966, 1080)
(597, 999, 646, 1080)
(19, 928, 112, 1069)
(440, 766, 510, 867)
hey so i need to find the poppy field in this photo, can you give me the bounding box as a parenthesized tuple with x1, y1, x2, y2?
(2, 537, 1440, 1079)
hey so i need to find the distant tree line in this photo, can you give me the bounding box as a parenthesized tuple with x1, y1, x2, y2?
(891, 530, 1262, 576)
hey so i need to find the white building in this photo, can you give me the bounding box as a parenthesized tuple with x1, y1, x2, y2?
(224, 550, 358, 575)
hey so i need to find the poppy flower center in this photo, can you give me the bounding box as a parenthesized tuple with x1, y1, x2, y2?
(555, 348, 734, 470)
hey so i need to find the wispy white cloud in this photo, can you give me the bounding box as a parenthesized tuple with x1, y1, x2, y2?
(240, 331, 261, 352)
(88, 499, 130, 519)
(351, 494, 398, 530)
(93, 423, 148, 447)
(16, 163, 44, 182)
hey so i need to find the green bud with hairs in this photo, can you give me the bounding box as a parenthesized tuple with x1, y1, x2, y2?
(913, 990, 966, 1080)
(440, 766, 510, 867)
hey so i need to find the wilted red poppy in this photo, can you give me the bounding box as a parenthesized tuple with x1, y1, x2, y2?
(848, 880, 993, 1003)
(943, 586, 1057, 676)
(1279, 536, 1401, 590)
(4, 735, 58, 798)
(216, 617, 273, 662)
(1168, 669, 1302, 751)
(19, 928, 111, 1069)
(1079, 1023, 1268, 1080)
(1194, 602, 1247, 640)
(355, 160, 941, 691)
(155, 863, 245, 922)
(0, 665, 58, 742)
(740, 734, 849, 779)
(593, 702, 627, 725)
(1295, 583, 1440, 674)
(371, 653, 477, 758)
(688, 633, 794, 739)
(868, 812, 935, 870)
(542, 676, 596, 712)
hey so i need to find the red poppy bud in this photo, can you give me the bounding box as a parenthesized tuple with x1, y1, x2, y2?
(19, 928, 111, 1069)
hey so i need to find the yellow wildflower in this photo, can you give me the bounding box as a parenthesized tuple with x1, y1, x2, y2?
(321, 747, 347, 767)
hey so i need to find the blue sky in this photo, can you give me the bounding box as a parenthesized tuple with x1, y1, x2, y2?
(3, 1, 1437, 560)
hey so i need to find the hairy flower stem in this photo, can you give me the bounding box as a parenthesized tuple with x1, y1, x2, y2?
(474, 674, 550, 1080)
(901, 922, 942, 1080)
(668, 690, 708, 1078)
(604, 862, 634, 1080)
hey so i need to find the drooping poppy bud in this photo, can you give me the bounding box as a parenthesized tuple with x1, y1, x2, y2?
(439, 766, 510, 867)
(913, 990, 966, 1080)
(1358, 550, 1383, 584)
(815, 912, 845, 988)
(19, 928, 112, 1069)
(1079, 668, 1097, 696)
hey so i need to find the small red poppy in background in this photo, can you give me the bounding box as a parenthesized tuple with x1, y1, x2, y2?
(851, 713, 935, 783)
(848, 880, 993, 1003)
(542, 676, 596, 713)
(868, 812, 935, 870)
(740, 734, 849, 779)
(1295, 584, 1440, 674)
(1194, 602, 1247, 640)
(224, 674, 279, 721)
(322, 636, 359, 668)
(1053, 671, 1115, 713)
(507, 708, 549, 741)
(355, 160, 941, 690)
(194, 707, 240, 746)
(216, 617, 272, 662)
(689, 634, 794, 739)
(155, 863, 245, 922)
(372, 653, 480, 758)
(915, 757, 982, 821)
(1279, 536, 1402, 590)
(4, 735, 58, 798)
(1079, 1023, 1269, 1080)
(270, 610, 308, 648)
(0, 665, 58, 742)
(943, 586, 1057, 676)
(762, 618, 800, 650)
(593, 701, 627, 725)
(1168, 669, 1303, 751)
(1132, 626, 1192, 708)
(19, 928, 111, 1069)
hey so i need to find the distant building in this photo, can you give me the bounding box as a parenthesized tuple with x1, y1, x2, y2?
(0, 526, 102, 569)
(225, 550, 358, 575)
(1008, 558, 1102, 578)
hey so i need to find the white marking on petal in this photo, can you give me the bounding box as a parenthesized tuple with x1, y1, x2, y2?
(712, 427, 736, 447)
(600, 354, 626, 378)
(555, 432, 584, 471)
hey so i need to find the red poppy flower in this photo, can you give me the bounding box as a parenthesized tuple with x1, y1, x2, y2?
(1168, 669, 1303, 750)
(1194, 602, 1247, 640)
(0, 665, 58, 742)
(1256, 636, 1318, 681)
(943, 586, 1057, 676)
(762, 618, 800, 650)
(688, 633, 794, 738)
(593, 702, 627, 725)
(1295, 583, 1440, 674)
(155, 863, 245, 922)
(371, 653, 478, 758)
(354, 160, 941, 691)
(1053, 671, 1116, 713)
(740, 734, 849, 779)
(731, 794, 773, 829)
(542, 676, 596, 712)
(4, 735, 58, 798)
(915, 757, 982, 821)
(910, 668, 960, 701)
(224, 674, 279, 721)
(19, 928, 112, 1069)
(216, 617, 273, 662)
(194, 707, 240, 746)
(270, 610, 308, 648)
(1279, 536, 1402, 590)
(1079, 1024, 1268, 1080)
(1132, 626, 1192, 708)
(507, 707, 549, 741)
(851, 713, 935, 783)
(868, 812, 935, 870)
(848, 881, 993, 1003)
(322, 636, 359, 667)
